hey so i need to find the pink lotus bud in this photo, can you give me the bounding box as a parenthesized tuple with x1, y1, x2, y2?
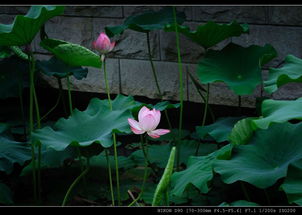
(92, 32, 115, 55)
(128, 106, 170, 138)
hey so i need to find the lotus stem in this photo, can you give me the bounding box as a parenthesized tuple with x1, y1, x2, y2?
(173, 6, 184, 171)
(128, 135, 149, 206)
(66, 75, 73, 116)
(105, 149, 115, 206)
(40, 90, 61, 122)
(57, 78, 67, 117)
(146, 32, 173, 132)
(62, 163, 90, 206)
(101, 57, 121, 205)
(195, 84, 210, 155)
(240, 181, 251, 202)
(28, 49, 37, 203)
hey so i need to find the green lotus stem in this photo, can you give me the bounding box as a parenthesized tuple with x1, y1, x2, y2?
(61, 163, 90, 206)
(264, 189, 271, 205)
(28, 50, 37, 203)
(40, 91, 61, 121)
(57, 78, 67, 117)
(188, 73, 215, 123)
(146, 32, 173, 131)
(18, 83, 27, 139)
(66, 75, 73, 116)
(102, 59, 112, 110)
(128, 135, 149, 207)
(105, 149, 115, 206)
(173, 6, 184, 171)
(31, 52, 42, 203)
(195, 84, 210, 155)
(101, 57, 121, 205)
(240, 181, 251, 202)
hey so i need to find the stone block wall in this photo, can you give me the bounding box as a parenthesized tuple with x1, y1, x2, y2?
(1, 5, 302, 108)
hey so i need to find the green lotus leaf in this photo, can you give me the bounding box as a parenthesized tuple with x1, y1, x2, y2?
(0, 56, 29, 99)
(197, 43, 277, 95)
(0, 135, 31, 174)
(105, 7, 185, 37)
(152, 147, 176, 206)
(32, 95, 141, 151)
(40, 38, 101, 68)
(36, 56, 88, 80)
(0, 46, 13, 59)
(0, 183, 13, 205)
(170, 144, 232, 197)
(214, 122, 302, 189)
(130, 140, 217, 168)
(279, 159, 302, 206)
(196, 117, 244, 143)
(164, 21, 249, 49)
(0, 6, 64, 46)
(151, 101, 180, 111)
(89, 152, 135, 170)
(229, 117, 257, 145)
(219, 200, 259, 206)
(252, 97, 302, 130)
(147, 129, 190, 142)
(265, 55, 302, 94)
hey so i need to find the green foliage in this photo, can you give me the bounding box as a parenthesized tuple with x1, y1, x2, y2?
(219, 200, 259, 206)
(36, 56, 88, 80)
(252, 97, 302, 130)
(130, 141, 217, 168)
(197, 43, 277, 95)
(0, 6, 64, 46)
(280, 159, 302, 206)
(32, 95, 141, 151)
(164, 21, 249, 49)
(214, 122, 302, 189)
(196, 117, 244, 143)
(170, 144, 232, 197)
(0, 134, 31, 174)
(105, 7, 186, 37)
(265, 55, 302, 94)
(40, 38, 102, 68)
(152, 146, 176, 206)
(229, 117, 257, 145)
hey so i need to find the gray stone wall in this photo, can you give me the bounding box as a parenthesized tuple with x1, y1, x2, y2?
(1, 5, 302, 107)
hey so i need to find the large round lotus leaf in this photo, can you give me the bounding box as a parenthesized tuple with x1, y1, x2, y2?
(264, 55, 302, 94)
(229, 117, 257, 145)
(164, 21, 249, 49)
(279, 159, 302, 206)
(40, 38, 101, 68)
(197, 43, 277, 95)
(196, 117, 244, 143)
(252, 97, 302, 130)
(214, 122, 302, 189)
(0, 56, 29, 99)
(36, 56, 88, 80)
(0, 6, 64, 46)
(130, 140, 217, 168)
(170, 144, 232, 197)
(105, 7, 185, 36)
(32, 95, 141, 151)
(219, 200, 259, 206)
(0, 135, 31, 174)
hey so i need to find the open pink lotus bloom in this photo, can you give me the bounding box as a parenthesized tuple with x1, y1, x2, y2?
(128, 106, 170, 138)
(92, 32, 115, 55)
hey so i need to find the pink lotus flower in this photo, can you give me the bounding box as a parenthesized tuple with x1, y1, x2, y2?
(93, 32, 115, 56)
(128, 106, 170, 138)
